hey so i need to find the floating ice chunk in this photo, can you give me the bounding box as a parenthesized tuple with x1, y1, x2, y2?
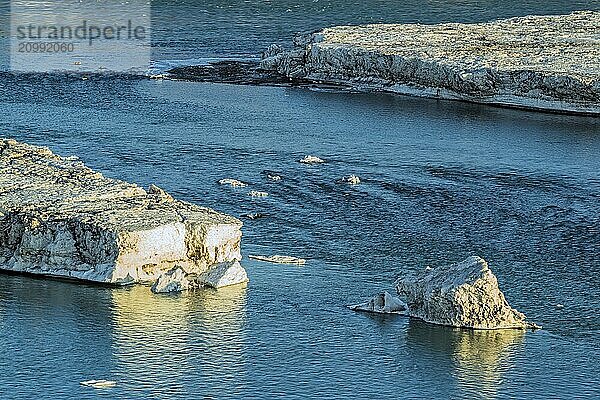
(396, 256, 541, 330)
(342, 175, 361, 185)
(219, 178, 247, 187)
(152, 262, 249, 293)
(151, 266, 193, 293)
(248, 190, 269, 197)
(249, 254, 306, 265)
(299, 155, 325, 164)
(197, 261, 249, 289)
(80, 380, 117, 388)
(349, 291, 407, 314)
(242, 213, 268, 220)
(267, 174, 282, 181)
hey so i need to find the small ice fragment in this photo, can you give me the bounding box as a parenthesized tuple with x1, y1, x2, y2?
(349, 291, 407, 314)
(242, 213, 267, 220)
(342, 175, 361, 185)
(80, 380, 117, 388)
(249, 255, 306, 265)
(248, 190, 269, 197)
(219, 178, 247, 187)
(299, 155, 325, 164)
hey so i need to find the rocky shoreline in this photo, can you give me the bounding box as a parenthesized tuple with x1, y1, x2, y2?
(0, 139, 245, 287)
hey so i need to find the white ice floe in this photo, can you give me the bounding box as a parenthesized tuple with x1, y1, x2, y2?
(342, 175, 361, 185)
(219, 178, 247, 187)
(80, 380, 117, 388)
(249, 254, 306, 265)
(248, 190, 269, 197)
(267, 174, 282, 181)
(299, 155, 325, 164)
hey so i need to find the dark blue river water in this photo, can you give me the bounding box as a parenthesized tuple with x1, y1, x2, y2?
(1, 1, 599, 399)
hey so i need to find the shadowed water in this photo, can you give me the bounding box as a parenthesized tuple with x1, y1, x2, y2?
(1, 1, 600, 399)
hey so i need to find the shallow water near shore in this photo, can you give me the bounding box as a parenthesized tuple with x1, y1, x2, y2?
(1, 1, 600, 399)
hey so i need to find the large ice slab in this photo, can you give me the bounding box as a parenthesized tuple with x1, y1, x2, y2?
(0, 139, 242, 285)
(261, 12, 600, 115)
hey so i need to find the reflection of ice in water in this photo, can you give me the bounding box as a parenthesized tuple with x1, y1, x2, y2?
(406, 320, 525, 398)
(109, 284, 248, 396)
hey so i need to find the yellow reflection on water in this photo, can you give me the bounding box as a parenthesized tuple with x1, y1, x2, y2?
(109, 284, 248, 392)
(407, 320, 525, 398)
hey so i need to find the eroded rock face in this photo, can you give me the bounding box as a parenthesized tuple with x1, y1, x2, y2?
(395, 256, 537, 330)
(0, 139, 242, 285)
(261, 12, 600, 114)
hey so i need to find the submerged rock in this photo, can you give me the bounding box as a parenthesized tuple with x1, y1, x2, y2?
(299, 155, 325, 164)
(0, 139, 242, 285)
(249, 254, 306, 265)
(349, 291, 407, 314)
(261, 12, 600, 115)
(395, 256, 539, 330)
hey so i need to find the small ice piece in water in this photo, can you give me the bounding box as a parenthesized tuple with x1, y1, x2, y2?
(555, 303, 565, 309)
(219, 178, 247, 187)
(242, 213, 267, 220)
(249, 254, 306, 265)
(349, 291, 408, 314)
(80, 380, 117, 388)
(342, 175, 361, 185)
(248, 190, 269, 197)
(299, 155, 325, 164)
(267, 174, 282, 181)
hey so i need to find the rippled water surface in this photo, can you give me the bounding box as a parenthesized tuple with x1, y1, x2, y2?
(1, 1, 600, 399)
